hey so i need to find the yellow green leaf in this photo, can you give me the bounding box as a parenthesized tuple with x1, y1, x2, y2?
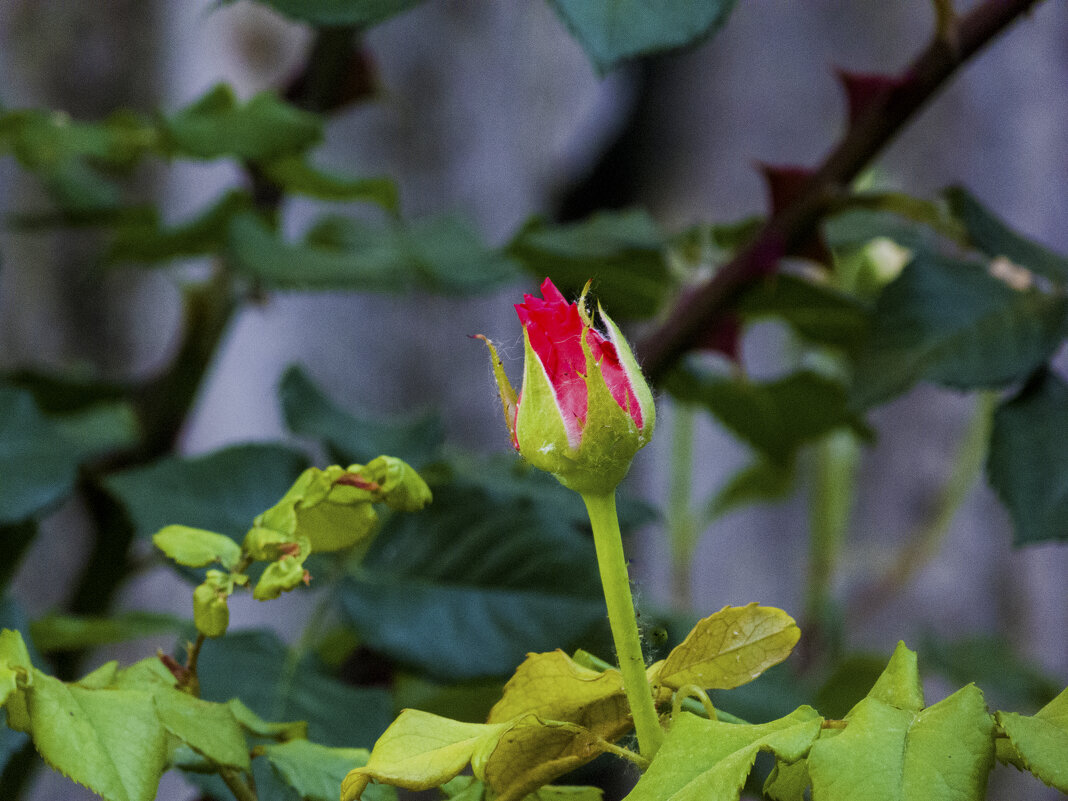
(996, 687, 1068, 791)
(152, 524, 242, 569)
(341, 709, 502, 801)
(153, 688, 250, 771)
(488, 650, 631, 740)
(657, 604, 800, 691)
(227, 698, 308, 741)
(482, 715, 610, 801)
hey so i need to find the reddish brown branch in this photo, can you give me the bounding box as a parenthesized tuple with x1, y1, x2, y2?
(637, 0, 1047, 381)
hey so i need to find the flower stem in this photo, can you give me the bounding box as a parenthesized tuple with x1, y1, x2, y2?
(581, 491, 663, 760)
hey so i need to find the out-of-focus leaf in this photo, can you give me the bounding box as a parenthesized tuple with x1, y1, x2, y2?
(227, 212, 518, 293)
(161, 85, 321, 161)
(735, 274, 871, 349)
(507, 210, 669, 319)
(664, 366, 867, 466)
(280, 365, 444, 467)
(547, 0, 737, 73)
(850, 252, 1068, 408)
(101, 443, 308, 541)
(987, 370, 1068, 545)
(228, 0, 428, 27)
(341, 479, 609, 680)
(0, 385, 138, 524)
(945, 186, 1068, 282)
(197, 629, 392, 748)
(108, 190, 252, 264)
(831, 191, 967, 246)
(28, 612, 192, 653)
(921, 633, 1062, 710)
(706, 458, 795, 519)
(261, 155, 398, 211)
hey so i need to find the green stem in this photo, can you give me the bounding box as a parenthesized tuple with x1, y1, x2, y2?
(581, 491, 663, 760)
(806, 430, 859, 617)
(220, 768, 258, 801)
(667, 403, 698, 610)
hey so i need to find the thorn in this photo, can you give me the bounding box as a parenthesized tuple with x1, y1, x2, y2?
(758, 164, 817, 216)
(836, 68, 909, 124)
(158, 651, 189, 683)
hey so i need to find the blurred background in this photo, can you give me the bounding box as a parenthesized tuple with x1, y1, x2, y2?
(1, 1, 1066, 799)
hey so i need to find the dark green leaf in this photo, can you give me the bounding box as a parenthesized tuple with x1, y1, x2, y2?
(197, 629, 392, 748)
(227, 212, 517, 293)
(850, 252, 1068, 408)
(280, 365, 444, 467)
(547, 0, 737, 73)
(735, 274, 871, 349)
(229, 0, 428, 27)
(162, 85, 321, 161)
(108, 190, 253, 264)
(0, 522, 37, 592)
(100, 443, 309, 540)
(706, 458, 795, 519)
(28, 612, 193, 653)
(945, 186, 1068, 282)
(261, 156, 399, 211)
(341, 478, 610, 680)
(664, 367, 867, 466)
(507, 210, 669, 319)
(0, 385, 138, 524)
(987, 370, 1068, 545)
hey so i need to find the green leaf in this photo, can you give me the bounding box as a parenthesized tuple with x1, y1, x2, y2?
(507, 210, 670, 319)
(806, 644, 995, 801)
(547, 0, 737, 73)
(656, 604, 800, 691)
(28, 612, 191, 653)
(197, 629, 392, 748)
(944, 186, 1068, 282)
(341, 709, 498, 801)
(763, 757, 810, 801)
(227, 212, 518, 293)
(995, 688, 1068, 792)
(27, 672, 169, 801)
(280, 365, 444, 467)
(340, 479, 609, 680)
(101, 443, 309, 540)
(153, 688, 251, 770)
(0, 385, 138, 523)
(230, 0, 428, 27)
(153, 525, 244, 569)
(162, 85, 321, 161)
(108, 190, 252, 264)
(261, 155, 398, 211)
(262, 739, 372, 801)
(987, 370, 1068, 545)
(850, 252, 1068, 408)
(664, 367, 867, 466)
(625, 707, 822, 801)
(227, 698, 308, 742)
(735, 274, 871, 349)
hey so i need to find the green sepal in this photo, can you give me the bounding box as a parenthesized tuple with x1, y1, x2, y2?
(477, 335, 518, 445)
(193, 570, 238, 638)
(516, 327, 576, 475)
